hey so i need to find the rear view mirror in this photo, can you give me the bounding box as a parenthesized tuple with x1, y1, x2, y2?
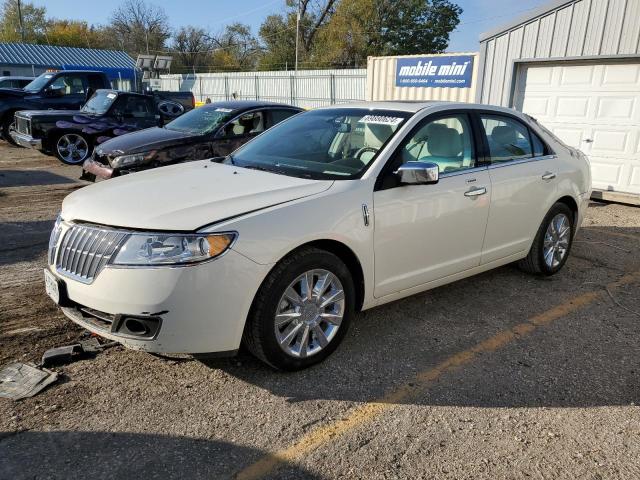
(396, 161, 439, 185)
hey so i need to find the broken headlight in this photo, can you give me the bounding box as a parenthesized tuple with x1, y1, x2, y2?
(112, 232, 236, 266)
(110, 151, 156, 169)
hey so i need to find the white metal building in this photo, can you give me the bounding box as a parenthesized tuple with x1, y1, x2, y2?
(477, 0, 640, 200)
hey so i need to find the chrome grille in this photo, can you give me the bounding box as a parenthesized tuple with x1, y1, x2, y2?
(54, 225, 128, 284)
(15, 116, 30, 135)
(48, 219, 62, 265)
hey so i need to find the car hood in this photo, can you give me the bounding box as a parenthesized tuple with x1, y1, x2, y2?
(62, 160, 333, 231)
(16, 109, 80, 119)
(95, 127, 196, 156)
(0, 87, 28, 98)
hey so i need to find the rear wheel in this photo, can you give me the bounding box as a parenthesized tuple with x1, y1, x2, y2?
(55, 132, 92, 165)
(243, 247, 355, 370)
(518, 202, 574, 275)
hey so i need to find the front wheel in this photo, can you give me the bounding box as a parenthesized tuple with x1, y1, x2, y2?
(518, 202, 574, 275)
(2, 115, 18, 146)
(55, 132, 92, 165)
(243, 247, 355, 370)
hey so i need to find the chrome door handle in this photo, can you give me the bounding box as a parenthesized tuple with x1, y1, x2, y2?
(464, 186, 487, 197)
(542, 172, 556, 180)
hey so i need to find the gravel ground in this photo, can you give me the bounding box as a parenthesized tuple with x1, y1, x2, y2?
(1, 143, 639, 480)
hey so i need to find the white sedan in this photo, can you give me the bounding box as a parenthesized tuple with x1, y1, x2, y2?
(46, 101, 591, 370)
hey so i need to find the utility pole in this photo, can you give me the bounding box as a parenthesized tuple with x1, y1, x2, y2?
(294, 0, 300, 74)
(17, 0, 25, 42)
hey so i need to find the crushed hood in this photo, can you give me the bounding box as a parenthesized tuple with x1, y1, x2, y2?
(62, 160, 333, 231)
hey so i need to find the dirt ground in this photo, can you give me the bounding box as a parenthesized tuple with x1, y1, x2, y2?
(1, 143, 639, 480)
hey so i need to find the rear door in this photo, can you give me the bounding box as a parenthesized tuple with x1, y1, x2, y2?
(479, 112, 558, 264)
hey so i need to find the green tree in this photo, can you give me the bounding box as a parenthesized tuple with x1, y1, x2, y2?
(44, 20, 103, 48)
(316, 0, 462, 67)
(0, 0, 47, 43)
(258, 0, 337, 70)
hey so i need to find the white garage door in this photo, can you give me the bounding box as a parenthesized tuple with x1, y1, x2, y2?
(514, 61, 640, 195)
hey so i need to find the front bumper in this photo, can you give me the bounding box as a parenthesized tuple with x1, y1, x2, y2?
(48, 248, 270, 354)
(83, 159, 114, 180)
(10, 131, 42, 150)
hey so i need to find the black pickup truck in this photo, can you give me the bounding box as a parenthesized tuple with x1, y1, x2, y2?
(2, 70, 194, 157)
(0, 70, 111, 143)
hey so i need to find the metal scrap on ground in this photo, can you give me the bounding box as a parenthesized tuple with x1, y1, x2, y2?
(0, 363, 58, 401)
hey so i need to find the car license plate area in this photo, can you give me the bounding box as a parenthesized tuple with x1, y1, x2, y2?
(44, 269, 61, 304)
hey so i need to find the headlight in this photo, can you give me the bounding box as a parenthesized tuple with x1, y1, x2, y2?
(110, 151, 156, 168)
(112, 232, 236, 266)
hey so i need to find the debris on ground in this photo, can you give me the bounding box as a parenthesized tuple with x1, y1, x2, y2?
(40, 335, 118, 367)
(0, 363, 58, 400)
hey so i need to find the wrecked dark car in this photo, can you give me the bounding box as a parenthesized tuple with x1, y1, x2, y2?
(11, 88, 195, 165)
(82, 100, 303, 180)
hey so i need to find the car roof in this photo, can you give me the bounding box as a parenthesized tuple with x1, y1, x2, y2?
(0, 76, 33, 80)
(321, 101, 521, 115)
(200, 100, 301, 112)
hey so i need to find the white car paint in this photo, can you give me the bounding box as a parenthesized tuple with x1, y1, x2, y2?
(49, 101, 591, 356)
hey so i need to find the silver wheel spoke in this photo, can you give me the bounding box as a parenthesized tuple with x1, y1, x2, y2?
(312, 325, 329, 347)
(298, 325, 310, 358)
(284, 287, 304, 308)
(275, 311, 301, 327)
(320, 312, 342, 325)
(320, 289, 344, 309)
(279, 322, 303, 347)
(301, 271, 314, 301)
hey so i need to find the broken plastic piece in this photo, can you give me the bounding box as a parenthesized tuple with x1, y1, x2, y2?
(41, 344, 84, 367)
(0, 363, 58, 400)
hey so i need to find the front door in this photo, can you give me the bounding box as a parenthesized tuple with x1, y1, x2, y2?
(373, 113, 491, 298)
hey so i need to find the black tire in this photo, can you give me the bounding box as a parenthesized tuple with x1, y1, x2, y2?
(243, 247, 355, 371)
(518, 202, 574, 275)
(54, 132, 92, 165)
(2, 115, 18, 146)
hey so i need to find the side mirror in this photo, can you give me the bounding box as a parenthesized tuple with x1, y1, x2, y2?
(396, 161, 439, 185)
(45, 85, 64, 97)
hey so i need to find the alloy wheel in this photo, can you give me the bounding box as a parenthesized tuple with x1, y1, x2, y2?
(274, 269, 345, 358)
(57, 134, 89, 164)
(543, 213, 571, 269)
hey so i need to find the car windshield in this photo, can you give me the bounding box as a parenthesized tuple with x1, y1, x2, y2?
(81, 90, 118, 115)
(230, 108, 411, 180)
(23, 73, 55, 93)
(165, 106, 236, 135)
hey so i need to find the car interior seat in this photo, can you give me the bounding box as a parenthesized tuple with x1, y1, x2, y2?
(490, 125, 526, 159)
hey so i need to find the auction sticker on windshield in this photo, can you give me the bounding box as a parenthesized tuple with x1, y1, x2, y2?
(215, 108, 233, 113)
(358, 115, 403, 125)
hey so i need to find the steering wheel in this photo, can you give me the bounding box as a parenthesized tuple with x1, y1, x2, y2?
(354, 146, 379, 160)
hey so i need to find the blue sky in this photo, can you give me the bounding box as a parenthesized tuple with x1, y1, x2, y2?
(34, 0, 550, 53)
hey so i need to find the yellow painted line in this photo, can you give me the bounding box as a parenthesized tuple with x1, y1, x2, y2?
(235, 270, 640, 480)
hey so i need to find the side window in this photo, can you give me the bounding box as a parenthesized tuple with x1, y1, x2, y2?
(122, 96, 155, 118)
(397, 114, 475, 174)
(49, 75, 86, 95)
(88, 74, 105, 90)
(268, 109, 298, 127)
(481, 115, 532, 163)
(531, 131, 547, 157)
(222, 111, 265, 137)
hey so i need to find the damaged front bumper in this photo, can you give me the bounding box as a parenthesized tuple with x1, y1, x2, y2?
(83, 158, 114, 180)
(10, 131, 42, 150)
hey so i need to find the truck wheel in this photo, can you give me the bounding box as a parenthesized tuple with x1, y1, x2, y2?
(55, 133, 92, 165)
(2, 115, 18, 146)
